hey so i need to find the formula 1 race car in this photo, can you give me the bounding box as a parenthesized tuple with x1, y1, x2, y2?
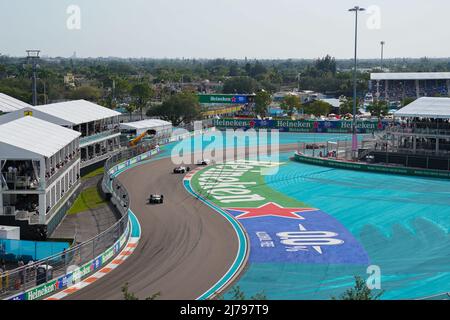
(173, 166, 191, 174)
(149, 194, 164, 204)
(196, 159, 211, 166)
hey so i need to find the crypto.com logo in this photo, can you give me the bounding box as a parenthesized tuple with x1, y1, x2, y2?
(66, 5, 81, 30)
(170, 121, 280, 175)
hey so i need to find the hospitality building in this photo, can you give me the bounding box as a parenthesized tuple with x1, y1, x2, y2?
(0, 117, 81, 240)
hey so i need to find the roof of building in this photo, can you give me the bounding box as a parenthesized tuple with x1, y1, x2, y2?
(120, 119, 172, 130)
(0, 116, 81, 158)
(319, 98, 341, 108)
(371, 72, 450, 81)
(0, 93, 32, 113)
(395, 97, 450, 119)
(34, 100, 121, 125)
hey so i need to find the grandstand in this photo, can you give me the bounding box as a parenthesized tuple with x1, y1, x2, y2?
(370, 72, 450, 103)
(359, 97, 450, 171)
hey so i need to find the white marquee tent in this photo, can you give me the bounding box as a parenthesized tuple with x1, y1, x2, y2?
(0, 93, 32, 113)
(0, 116, 81, 159)
(395, 97, 450, 119)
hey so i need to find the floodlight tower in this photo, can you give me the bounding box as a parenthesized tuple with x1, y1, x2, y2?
(380, 41, 385, 72)
(26, 50, 40, 106)
(348, 6, 365, 160)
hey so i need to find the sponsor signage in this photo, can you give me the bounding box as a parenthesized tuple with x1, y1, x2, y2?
(199, 94, 249, 105)
(294, 153, 450, 179)
(226, 207, 368, 264)
(213, 118, 388, 133)
(192, 160, 369, 265)
(5, 222, 131, 300)
(26, 280, 59, 301)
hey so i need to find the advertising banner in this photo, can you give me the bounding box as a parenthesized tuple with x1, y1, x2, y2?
(199, 94, 249, 105)
(213, 118, 388, 133)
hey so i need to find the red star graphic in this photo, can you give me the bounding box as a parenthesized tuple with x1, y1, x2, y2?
(231, 97, 237, 102)
(226, 202, 318, 220)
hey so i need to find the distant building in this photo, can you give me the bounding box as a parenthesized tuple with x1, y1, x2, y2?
(64, 73, 76, 88)
(272, 91, 324, 104)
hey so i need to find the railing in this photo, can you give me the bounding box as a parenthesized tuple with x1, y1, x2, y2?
(0, 155, 131, 300)
(386, 126, 450, 137)
(0, 124, 209, 299)
(0, 211, 128, 300)
(1, 173, 40, 191)
(46, 154, 81, 187)
(417, 292, 450, 300)
(80, 128, 121, 147)
(80, 151, 118, 169)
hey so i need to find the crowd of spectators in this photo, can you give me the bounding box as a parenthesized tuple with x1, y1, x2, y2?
(45, 148, 80, 180)
(371, 79, 449, 101)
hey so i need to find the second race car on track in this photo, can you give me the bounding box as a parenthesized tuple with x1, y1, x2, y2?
(173, 166, 191, 174)
(196, 159, 211, 166)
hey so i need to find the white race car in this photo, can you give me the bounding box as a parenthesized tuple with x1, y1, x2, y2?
(149, 194, 164, 204)
(173, 166, 191, 174)
(196, 159, 211, 166)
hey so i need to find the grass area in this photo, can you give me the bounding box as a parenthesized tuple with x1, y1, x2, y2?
(82, 166, 105, 180)
(67, 186, 107, 215)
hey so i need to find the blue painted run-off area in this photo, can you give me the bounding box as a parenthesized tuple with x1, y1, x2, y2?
(0, 239, 70, 263)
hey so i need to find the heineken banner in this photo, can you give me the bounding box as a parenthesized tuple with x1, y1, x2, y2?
(199, 94, 249, 104)
(213, 118, 388, 133)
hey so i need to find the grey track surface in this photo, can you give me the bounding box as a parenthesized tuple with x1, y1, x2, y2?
(67, 143, 298, 300)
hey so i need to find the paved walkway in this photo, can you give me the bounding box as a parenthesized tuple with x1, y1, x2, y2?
(50, 175, 120, 244)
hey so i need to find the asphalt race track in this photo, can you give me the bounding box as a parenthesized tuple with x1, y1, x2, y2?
(67, 143, 298, 300)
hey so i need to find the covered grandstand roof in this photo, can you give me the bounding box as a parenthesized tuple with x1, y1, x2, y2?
(0, 93, 32, 113)
(371, 72, 450, 81)
(34, 100, 121, 125)
(395, 97, 450, 119)
(0, 116, 81, 159)
(120, 119, 172, 130)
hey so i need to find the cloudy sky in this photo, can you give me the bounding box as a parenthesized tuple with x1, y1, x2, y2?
(1, 0, 448, 59)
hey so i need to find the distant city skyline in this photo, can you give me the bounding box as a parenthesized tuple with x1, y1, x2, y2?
(1, 0, 449, 59)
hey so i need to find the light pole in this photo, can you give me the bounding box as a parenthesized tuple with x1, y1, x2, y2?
(348, 6, 365, 160)
(380, 41, 385, 72)
(297, 73, 301, 92)
(26, 50, 40, 106)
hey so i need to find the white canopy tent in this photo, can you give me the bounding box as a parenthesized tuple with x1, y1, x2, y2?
(0, 93, 32, 113)
(371, 72, 450, 81)
(33, 100, 121, 125)
(394, 97, 450, 119)
(0, 100, 121, 127)
(120, 119, 172, 136)
(0, 116, 81, 159)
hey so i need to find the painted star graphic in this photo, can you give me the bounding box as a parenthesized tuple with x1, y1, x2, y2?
(226, 202, 318, 220)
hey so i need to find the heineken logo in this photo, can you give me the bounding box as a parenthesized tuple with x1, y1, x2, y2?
(191, 160, 369, 265)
